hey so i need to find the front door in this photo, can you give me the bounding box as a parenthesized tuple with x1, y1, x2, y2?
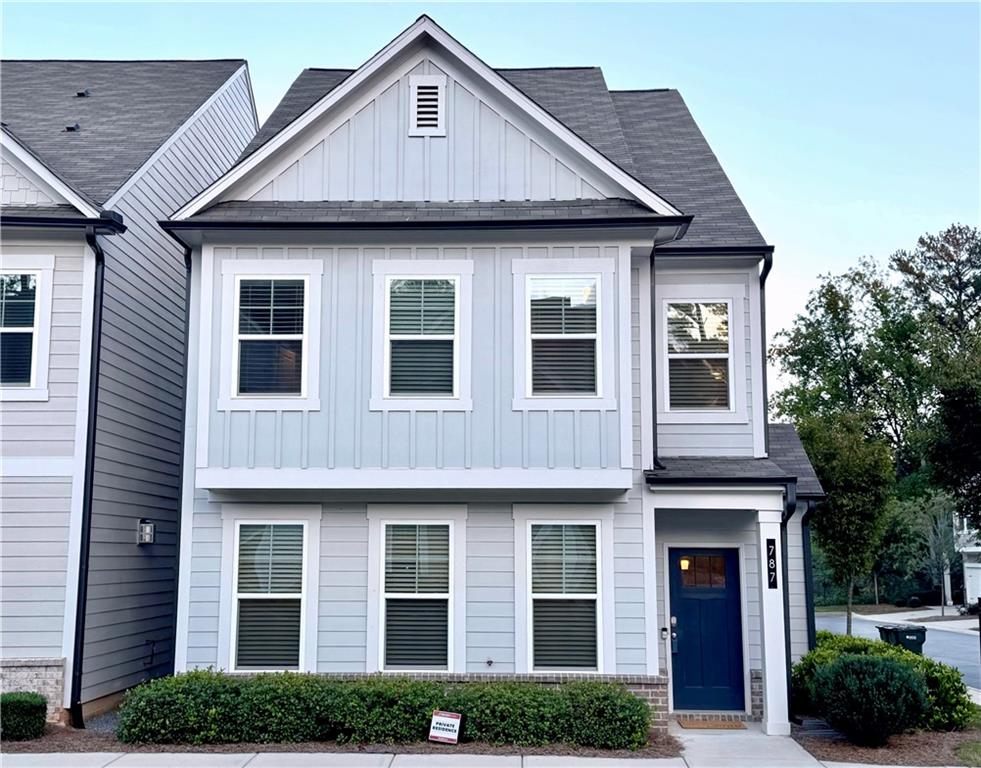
(669, 548, 744, 711)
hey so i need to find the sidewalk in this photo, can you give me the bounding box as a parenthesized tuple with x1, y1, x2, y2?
(0, 725, 961, 768)
(852, 606, 981, 636)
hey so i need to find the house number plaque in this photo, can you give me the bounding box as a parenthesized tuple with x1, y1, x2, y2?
(766, 538, 778, 589)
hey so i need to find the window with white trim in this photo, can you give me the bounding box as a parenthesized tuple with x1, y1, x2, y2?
(665, 301, 732, 410)
(530, 523, 598, 670)
(385, 277, 457, 397)
(527, 275, 599, 396)
(0, 272, 38, 387)
(382, 523, 450, 670)
(233, 522, 305, 671)
(234, 277, 307, 397)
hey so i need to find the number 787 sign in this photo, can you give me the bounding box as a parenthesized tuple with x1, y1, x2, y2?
(766, 538, 778, 590)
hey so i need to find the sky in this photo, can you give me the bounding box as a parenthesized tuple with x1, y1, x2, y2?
(2, 1, 979, 369)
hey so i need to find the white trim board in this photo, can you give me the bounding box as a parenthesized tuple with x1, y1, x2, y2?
(172, 16, 681, 219)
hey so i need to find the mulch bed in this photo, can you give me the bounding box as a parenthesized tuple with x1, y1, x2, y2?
(2, 724, 682, 759)
(793, 717, 979, 766)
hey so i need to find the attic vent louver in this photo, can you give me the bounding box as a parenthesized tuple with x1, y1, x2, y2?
(76, 89, 89, 98)
(409, 74, 446, 137)
(65, 123, 80, 132)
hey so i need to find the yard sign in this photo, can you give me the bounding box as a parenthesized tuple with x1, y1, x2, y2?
(429, 710, 462, 744)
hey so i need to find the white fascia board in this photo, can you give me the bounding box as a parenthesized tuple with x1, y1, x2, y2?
(172, 16, 682, 220)
(104, 64, 254, 208)
(196, 467, 633, 491)
(1, 130, 101, 218)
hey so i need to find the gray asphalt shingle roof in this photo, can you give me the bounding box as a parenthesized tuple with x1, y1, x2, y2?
(0, 204, 87, 220)
(188, 198, 657, 224)
(647, 424, 824, 498)
(1, 59, 246, 205)
(233, 65, 765, 248)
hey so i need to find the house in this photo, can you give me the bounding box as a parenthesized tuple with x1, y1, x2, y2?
(163, 16, 823, 735)
(0, 60, 257, 723)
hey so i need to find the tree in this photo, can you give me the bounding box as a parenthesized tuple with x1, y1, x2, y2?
(873, 499, 924, 604)
(930, 372, 981, 523)
(914, 492, 960, 615)
(800, 412, 895, 634)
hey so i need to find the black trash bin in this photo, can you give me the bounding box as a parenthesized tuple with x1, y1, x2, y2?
(876, 624, 927, 654)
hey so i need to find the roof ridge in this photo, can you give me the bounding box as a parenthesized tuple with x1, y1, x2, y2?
(612, 88, 675, 94)
(495, 66, 601, 71)
(303, 67, 356, 73)
(1, 58, 246, 63)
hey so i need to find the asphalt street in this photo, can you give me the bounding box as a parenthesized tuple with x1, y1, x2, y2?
(816, 613, 981, 688)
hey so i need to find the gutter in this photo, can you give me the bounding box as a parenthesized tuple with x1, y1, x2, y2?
(801, 499, 818, 650)
(643, 471, 796, 487)
(1, 210, 125, 234)
(69, 227, 109, 727)
(781, 482, 798, 723)
(759, 252, 773, 456)
(160, 214, 693, 233)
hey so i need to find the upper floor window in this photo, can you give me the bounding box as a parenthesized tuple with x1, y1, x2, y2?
(0, 272, 38, 387)
(219, 259, 323, 412)
(665, 301, 731, 410)
(528, 275, 598, 396)
(386, 277, 457, 397)
(370, 259, 473, 412)
(0, 255, 53, 402)
(235, 278, 306, 396)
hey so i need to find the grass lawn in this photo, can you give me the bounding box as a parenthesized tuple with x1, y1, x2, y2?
(815, 604, 928, 615)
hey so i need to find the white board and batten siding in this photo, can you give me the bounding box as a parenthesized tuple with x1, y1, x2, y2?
(77, 67, 257, 704)
(237, 55, 620, 205)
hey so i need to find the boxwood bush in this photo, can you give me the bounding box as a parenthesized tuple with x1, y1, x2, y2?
(792, 631, 973, 731)
(117, 671, 651, 749)
(1, 691, 47, 741)
(815, 655, 927, 746)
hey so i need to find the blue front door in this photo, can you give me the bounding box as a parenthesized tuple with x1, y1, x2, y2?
(669, 548, 744, 711)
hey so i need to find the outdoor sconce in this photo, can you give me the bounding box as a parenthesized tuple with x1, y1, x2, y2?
(679, 557, 691, 571)
(137, 519, 155, 546)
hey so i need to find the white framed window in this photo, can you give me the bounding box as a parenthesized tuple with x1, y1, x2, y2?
(513, 504, 615, 673)
(366, 505, 467, 672)
(218, 260, 323, 411)
(408, 74, 447, 137)
(656, 282, 747, 424)
(218, 504, 321, 673)
(0, 255, 53, 402)
(512, 258, 617, 411)
(370, 260, 473, 411)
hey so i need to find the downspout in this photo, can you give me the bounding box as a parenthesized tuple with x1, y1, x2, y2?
(781, 482, 798, 723)
(70, 228, 106, 727)
(801, 500, 818, 650)
(759, 252, 773, 456)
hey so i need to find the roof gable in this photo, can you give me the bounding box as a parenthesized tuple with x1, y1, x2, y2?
(0, 59, 247, 205)
(1, 128, 100, 217)
(174, 16, 681, 219)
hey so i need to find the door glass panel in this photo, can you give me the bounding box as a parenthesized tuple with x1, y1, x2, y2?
(678, 553, 727, 589)
(695, 556, 711, 587)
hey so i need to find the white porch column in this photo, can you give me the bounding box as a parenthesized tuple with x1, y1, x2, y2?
(758, 507, 790, 736)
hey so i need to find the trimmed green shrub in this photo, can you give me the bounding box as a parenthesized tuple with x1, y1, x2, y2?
(0, 692, 47, 741)
(815, 655, 927, 746)
(562, 681, 650, 750)
(792, 632, 973, 730)
(117, 671, 652, 749)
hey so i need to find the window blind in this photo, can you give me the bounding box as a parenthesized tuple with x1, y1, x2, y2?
(530, 524, 598, 670)
(384, 524, 450, 669)
(388, 279, 455, 396)
(0, 273, 36, 386)
(528, 276, 597, 395)
(666, 302, 730, 410)
(237, 279, 304, 396)
(235, 524, 303, 670)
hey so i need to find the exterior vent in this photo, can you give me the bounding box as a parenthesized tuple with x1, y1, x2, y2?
(409, 74, 446, 137)
(64, 123, 81, 132)
(75, 89, 90, 98)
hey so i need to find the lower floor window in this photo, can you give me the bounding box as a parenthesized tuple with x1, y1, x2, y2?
(383, 523, 450, 670)
(530, 523, 599, 670)
(234, 523, 304, 670)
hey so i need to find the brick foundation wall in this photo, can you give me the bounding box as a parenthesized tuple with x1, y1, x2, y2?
(750, 669, 763, 720)
(0, 658, 66, 722)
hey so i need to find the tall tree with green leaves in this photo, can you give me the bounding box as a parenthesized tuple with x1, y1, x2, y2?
(914, 491, 961, 615)
(799, 413, 894, 634)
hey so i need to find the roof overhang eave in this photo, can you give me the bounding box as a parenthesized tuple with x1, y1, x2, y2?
(1, 211, 126, 234)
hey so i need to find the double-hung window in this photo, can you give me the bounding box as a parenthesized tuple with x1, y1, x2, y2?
(382, 523, 450, 670)
(527, 275, 599, 396)
(0, 272, 38, 387)
(234, 277, 307, 397)
(386, 277, 457, 397)
(530, 523, 598, 670)
(233, 523, 305, 671)
(665, 301, 731, 410)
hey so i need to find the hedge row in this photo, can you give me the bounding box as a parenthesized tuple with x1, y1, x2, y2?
(0, 692, 47, 741)
(117, 671, 651, 749)
(793, 630, 973, 732)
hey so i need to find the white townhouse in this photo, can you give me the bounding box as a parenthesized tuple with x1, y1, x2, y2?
(163, 17, 823, 735)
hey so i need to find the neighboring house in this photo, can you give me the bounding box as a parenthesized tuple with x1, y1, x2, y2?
(164, 16, 823, 735)
(956, 515, 978, 605)
(0, 60, 257, 723)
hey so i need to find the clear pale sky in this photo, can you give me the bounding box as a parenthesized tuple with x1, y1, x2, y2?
(3, 2, 978, 356)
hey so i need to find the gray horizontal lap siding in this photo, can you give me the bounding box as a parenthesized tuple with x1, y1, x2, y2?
(79, 71, 255, 703)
